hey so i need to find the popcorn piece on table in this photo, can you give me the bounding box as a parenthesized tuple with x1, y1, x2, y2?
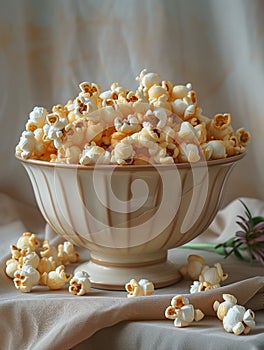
(6, 245, 32, 278)
(125, 278, 154, 297)
(69, 271, 91, 296)
(40, 240, 58, 264)
(19, 251, 40, 269)
(165, 295, 204, 328)
(37, 256, 57, 274)
(179, 254, 206, 280)
(213, 294, 256, 335)
(179, 255, 228, 293)
(5, 259, 19, 278)
(16, 232, 40, 252)
(57, 241, 81, 264)
(40, 265, 72, 290)
(13, 265, 40, 293)
(199, 263, 228, 287)
(213, 293, 238, 320)
(190, 262, 228, 293)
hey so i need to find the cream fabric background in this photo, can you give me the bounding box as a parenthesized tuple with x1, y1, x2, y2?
(0, 0, 264, 206)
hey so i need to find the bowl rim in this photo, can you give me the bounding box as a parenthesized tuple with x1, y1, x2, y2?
(15, 152, 246, 171)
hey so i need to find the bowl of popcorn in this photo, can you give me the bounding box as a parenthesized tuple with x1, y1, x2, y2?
(15, 69, 250, 290)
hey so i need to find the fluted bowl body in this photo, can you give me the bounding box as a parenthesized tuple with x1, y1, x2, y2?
(18, 154, 244, 289)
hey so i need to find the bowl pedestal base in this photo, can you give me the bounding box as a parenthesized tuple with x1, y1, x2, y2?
(74, 251, 182, 290)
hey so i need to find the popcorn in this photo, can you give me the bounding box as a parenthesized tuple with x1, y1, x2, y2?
(189, 262, 228, 293)
(179, 254, 206, 280)
(40, 265, 72, 290)
(223, 306, 255, 335)
(69, 271, 91, 296)
(15, 131, 36, 159)
(26, 106, 48, 131)
(125, 278, 155, 297)
(202, 140, 227, 160)
(13, 265, 40, 293)
(79, 142, 110, 165)
(207, 113, 233, 141)
(57, 241, 80, 264)
(136, 69, 161, 94)
(114, 114, 141, 134)
(179, 255, 228, 293)
(199, 263, 228, 288)
(110, 138, 135, 165)
(20, 251, 40, 269)
(43, 113, 68, 148)
(5, 259, 19, 278)
(40, 240, 58, 264)
(6, 235, 87, 296)
(37, 257, 57, 274)
(213, 294, 256, 335)
(165, 295, 205, 327)
(15, 69, 250, 165)
(16, 232, 40, 252)
(213, 293, 238, 321)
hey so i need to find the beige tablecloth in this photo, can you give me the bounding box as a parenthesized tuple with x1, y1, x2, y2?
(0, 195, 263, 350)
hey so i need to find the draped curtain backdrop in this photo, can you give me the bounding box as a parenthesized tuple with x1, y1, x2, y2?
(1, 0, 264, 206)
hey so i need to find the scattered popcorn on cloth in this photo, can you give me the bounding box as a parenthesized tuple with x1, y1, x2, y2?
(15, 69, 250, 165)
(165, 294, 205, 327)
(5, 231, 85, 295)
(179, 254, 228, 293)
(69, 271, 91, 296)
(213, 293, 256, 335)
(125, 278, 155, 297)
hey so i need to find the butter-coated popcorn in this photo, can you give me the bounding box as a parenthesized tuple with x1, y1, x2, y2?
(69, 271, 91, 296)
(190, 262, 228, 293)
(179, 255, 228, 293)
(125, 278, 154, 297)
(207, 113, 234, 141)
(15, 131, 36, 159)
(235, 127, 251, 147)
(37, 256, 57, 274)
(110, 139, 135, 165)
(57, 241, 80, 264)
(136, 69, 161, 94)
(114, 114, 141, 134)
(16, 69, 250, 165)
(80, 142, 110, 165)
(202, 140, 227, 160)
(26, 106, 48, 131)
(10, 244, 27, 260)
(14, 265, 40, 293)
(40, 265, 72, 290)
(179, 254, 206, 280)
(16, 232, 40, 252)
(165, 295, 204, 327)
(199, 263, 228, 286)
(5, 259, 19, 278)
(43, 113, 68, 148)
(40, 240, 58, 264)
(6, 235, 89, 295)
(20, 251, 40, 269)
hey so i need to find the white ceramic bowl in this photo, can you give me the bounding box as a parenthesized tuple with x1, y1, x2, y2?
(18, 153, 244, 289)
